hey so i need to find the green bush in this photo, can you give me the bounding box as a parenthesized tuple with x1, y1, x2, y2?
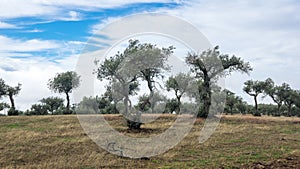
(258, 104, 277, 116)
(7, 108, 21, 116)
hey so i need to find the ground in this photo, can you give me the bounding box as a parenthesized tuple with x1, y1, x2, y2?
(0, 114, 299, 168)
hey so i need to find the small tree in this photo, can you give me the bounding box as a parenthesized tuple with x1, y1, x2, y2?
(186, 46, 252, 117)
(243, 80, 267, 116)
(166, 73, 194, 114)
(101, 86, 119, 114)
(48, 71, 80, 114)
(0, 78, 6, 97)
(292, 91, 300, 113)
(164, 98, 179, 114)
(283, 88, 298, 116)
(137, 93, 166, 113)
(28, 104, 49, 115)
(263, 78, 286, 116)
(224, 89, 243, 115)
(40, 97, 65, 115)
(0, 79, 9, 112)
(0, 103, 9, 111)
(236, 101, 248, 115)
(77, 95, 119, 115)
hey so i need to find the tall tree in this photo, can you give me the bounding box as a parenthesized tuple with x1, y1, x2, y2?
(123, 39, 174, 112)
(166, 73, 193, 114)
(186, 46, 252, 117)
(243, 80, 267, 116)
(95, 40, 141, 129)
(95, 39, 174, 129)
(48, 71, 80, 113)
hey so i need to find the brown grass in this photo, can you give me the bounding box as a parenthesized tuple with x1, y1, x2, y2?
(0, 114, 299, 168)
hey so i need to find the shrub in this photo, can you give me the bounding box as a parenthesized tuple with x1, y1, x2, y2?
(7, 108, 20, 116)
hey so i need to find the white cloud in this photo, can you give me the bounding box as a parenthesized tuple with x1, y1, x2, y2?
(157, 0, 300, 104)
(0, 1, 58, 19)
(0, 21, 17, 28)
(0, 1, 182, 112)
(38, 0, 174, 9)
(0, 35, 61, 52)
(0, 0, 176, 19)
(0, 33, 84, 110)
(1, 0, 299, 109)
(0, 54, 79, 111)
(85, 0, 300, 105)
(90, 17, 123, 34)
(25, 29, 44, 33)
(0, 35, 84, 111)
(68, 11, 80, 21)
(58, 11, 82, 21)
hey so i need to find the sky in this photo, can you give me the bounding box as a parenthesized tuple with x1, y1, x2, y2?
(0, 0, 299, 111)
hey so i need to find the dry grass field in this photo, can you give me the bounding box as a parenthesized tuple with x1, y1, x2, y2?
(0, 114, 299, 168)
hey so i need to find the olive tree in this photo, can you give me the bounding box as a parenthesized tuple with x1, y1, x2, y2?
(283, 88, 298, 116)
(186, 46, 252, 117)
(6, 83, 21, 110)
(292, 90, 300, 110)
(96, 52, 139, 114)
(137, 93, 166, 113)
(0, 79, 8, 111)
(0, 78, 6, 97)
(123, 40, 174, 113)
(0, 78, 21, 114)
(0, 103, 9, 111)
(95, 40, 174, 129)
(48, 71, 80, 114)
(243, 80, 267, 116)
(224, 89, 243, 115)
(95, 45, 141, 129)
(0, 82, 22, 116)
(29, 104, 49, 115)
(263, 78, 290, 116)
(166, 73, 193, 114)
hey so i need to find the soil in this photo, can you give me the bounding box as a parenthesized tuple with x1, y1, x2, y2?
(245, 155, 300, 169)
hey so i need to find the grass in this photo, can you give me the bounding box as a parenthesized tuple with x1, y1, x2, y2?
(0, 114, 299, 168)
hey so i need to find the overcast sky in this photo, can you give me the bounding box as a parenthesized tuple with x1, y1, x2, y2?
(0, 0, 299, 111)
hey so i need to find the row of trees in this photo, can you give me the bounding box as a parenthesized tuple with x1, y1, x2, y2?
(91, 40, 254, 129)
(77, 78, 300, 117)
(26, 71, 80, 115)
(243, 78, 300, 116)
(0, 71, 80, 116)
(1, 40, 299, 128)
(94, 40, 251, 119)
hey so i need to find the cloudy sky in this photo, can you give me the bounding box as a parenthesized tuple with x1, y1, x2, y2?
(0, 0, 299, 111)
